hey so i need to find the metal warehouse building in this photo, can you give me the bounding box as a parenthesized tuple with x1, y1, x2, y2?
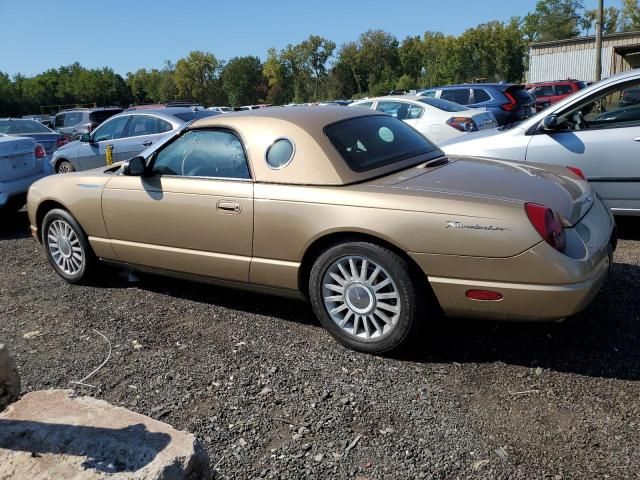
(528, 31, 640, 83)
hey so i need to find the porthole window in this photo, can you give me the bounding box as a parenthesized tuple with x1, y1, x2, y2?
(266, 138, 295, 169)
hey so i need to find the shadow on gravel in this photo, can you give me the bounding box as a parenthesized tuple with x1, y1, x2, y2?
(0, 420, 170, 473)
(616, 216, 640, 241)
(397, 260, 640, 381)
(0, 210, 31, 241)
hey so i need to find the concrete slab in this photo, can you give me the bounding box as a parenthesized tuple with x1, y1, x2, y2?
(0, 389, 210, 479)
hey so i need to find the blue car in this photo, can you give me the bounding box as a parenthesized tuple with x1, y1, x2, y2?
(417, 83, 536, 126)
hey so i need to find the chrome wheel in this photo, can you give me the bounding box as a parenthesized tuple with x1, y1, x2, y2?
(322, 255, 401, 340)
(47, 219, 84, 275)
(57, 161, 74, 173)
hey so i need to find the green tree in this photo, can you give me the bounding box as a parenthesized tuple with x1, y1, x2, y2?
(421, 31, 461, 87)
(263, 47, 292, 104)
(523, 0, 584, 41)
(399, 36, 424, 82)
(581, 6, 620, 35)
(174, 51, 222, 105)
(299, 35, 336, 100)
(221, 56, 264, 106)
(620, 0, 640, 31)
(358, 30, 401, 93)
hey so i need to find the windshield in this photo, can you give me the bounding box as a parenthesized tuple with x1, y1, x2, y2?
(418, 97, 469, 112)
(0, 119, 52, 134)
(324, 115, 440, 173)
(173, 111, 219, 122)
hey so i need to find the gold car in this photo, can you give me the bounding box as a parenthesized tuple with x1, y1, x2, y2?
(27, 107, 616, 353)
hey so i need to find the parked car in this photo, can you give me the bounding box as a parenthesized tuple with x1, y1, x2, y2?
(22, 114, 54, 127)
(27, 107, 615, 354)
(526, 79, 587, 111)
(52, 107, 124, 141)
(417, 84, 536, 126)
(0, 118, 67, 156)
(350, 95, 497, 144)
(0, 135, 51, 212)
(50, 107, 219, 173)
(440, 69, 640, 216)
(207, 106, 232, 113)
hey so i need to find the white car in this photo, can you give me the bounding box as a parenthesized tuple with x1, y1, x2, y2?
(440, 69, 640, 216)
(206, 106, 232, 113)
(0, 134, 51, 212)
(349, 95, 498, 144)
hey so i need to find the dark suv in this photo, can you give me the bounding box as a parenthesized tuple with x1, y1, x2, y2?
(417, 84, 535, 126)
(52, 107, 123, 141)
(526, 79, 587, 111)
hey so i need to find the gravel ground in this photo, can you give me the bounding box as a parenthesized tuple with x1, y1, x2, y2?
(1, 211, 639, 480)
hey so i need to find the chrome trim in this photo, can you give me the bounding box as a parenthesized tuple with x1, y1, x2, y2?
(265, 137, 295, 170)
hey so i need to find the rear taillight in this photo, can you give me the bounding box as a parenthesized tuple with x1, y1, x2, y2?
(567, 165, 586, 180)
(501, 91, 517, 111)
(56, 137, 68, 148)
(525, 203, 566, 252)
(34, 144, 46, 159)
(446, 117, 478, 132)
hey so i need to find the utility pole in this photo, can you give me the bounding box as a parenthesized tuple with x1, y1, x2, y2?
(595, 0, 603, 82)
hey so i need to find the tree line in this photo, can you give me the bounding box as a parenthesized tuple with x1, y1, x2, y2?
(1, 0, 639, 116)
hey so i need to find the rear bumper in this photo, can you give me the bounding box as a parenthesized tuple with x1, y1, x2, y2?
(0, 170, 49, 207)
(428, 252, 610, 321)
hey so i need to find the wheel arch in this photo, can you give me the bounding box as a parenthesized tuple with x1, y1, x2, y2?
(35, 199, 69, 242)
(297, 230, 438, 308)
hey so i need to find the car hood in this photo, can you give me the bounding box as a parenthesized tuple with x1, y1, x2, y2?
(375, 156, 593, 226)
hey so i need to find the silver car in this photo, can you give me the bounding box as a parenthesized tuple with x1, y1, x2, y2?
(50, 107, 219, 173)
(441, 69, 640, 216)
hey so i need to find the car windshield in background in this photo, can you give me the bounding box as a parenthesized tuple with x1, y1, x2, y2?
(418, 97, 469, 112)
(173, 111, 219, 122)
(325, 115, 440, 173)
(89, 110, 123, 124)
(0, 119, 51, 134)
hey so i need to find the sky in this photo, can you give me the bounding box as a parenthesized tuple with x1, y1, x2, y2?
(0, 0, 622, 77)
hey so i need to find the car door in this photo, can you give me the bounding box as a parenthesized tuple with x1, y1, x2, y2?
(76, 115, 131, 171)
(117, 114, 174, 162)
(101, 128, 254, 281)
(526, 78, 640, 214)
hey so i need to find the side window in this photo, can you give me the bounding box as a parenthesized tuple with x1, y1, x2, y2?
(559, 80, 640, 131)
(353, 101, 373, 109)
(473, 89, 491, 103)
(63, 112, 83, 127)
(128, 116, 173, 137)
(555, 84, 574, 95)
(151, 129, 250, 179)
(53, 114, 65, 128)
(441, 89, 470, 105)
(375, 101, 410, 120)
(419, 90, 437, 98)
(534, 85, 555, 97)
(92, 116, 130, 142)
(406, 104, 424, 119)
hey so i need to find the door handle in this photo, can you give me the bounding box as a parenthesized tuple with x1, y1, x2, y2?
(634, 137, 640, 142)
(107, 144, 114, 149)
(216, 200, 241, 214)
(142, 141, 152, 146)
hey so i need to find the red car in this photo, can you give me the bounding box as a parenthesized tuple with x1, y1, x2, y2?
(526, 79, 587, 111)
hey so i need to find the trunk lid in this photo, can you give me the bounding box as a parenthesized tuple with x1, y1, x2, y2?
(14, 132, 62, 155)
(378, 156, 593, 225)
(467, 108, 498, 131)
(0, 136, 42, 182)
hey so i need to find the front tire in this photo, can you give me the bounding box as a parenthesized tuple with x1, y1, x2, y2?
(42, 209, 95, 284)
(309, 242, 422, 354)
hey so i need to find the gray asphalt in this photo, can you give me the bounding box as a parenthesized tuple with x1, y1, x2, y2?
(1, 211, 639, 479)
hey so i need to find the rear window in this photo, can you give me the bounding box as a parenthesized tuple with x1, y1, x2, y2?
(324, 115, 439, 173)
(173, 111, 219, 122)
(89, 109, 123, 124)
(0, 119, 51, 134)
(507, 87, 533, 104)
(418, 97, 469, 112)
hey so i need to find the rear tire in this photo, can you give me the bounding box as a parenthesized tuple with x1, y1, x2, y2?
(56, 160, 75, 174)
(309, 242, 422, 354)
(42, 209, 95, 284)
